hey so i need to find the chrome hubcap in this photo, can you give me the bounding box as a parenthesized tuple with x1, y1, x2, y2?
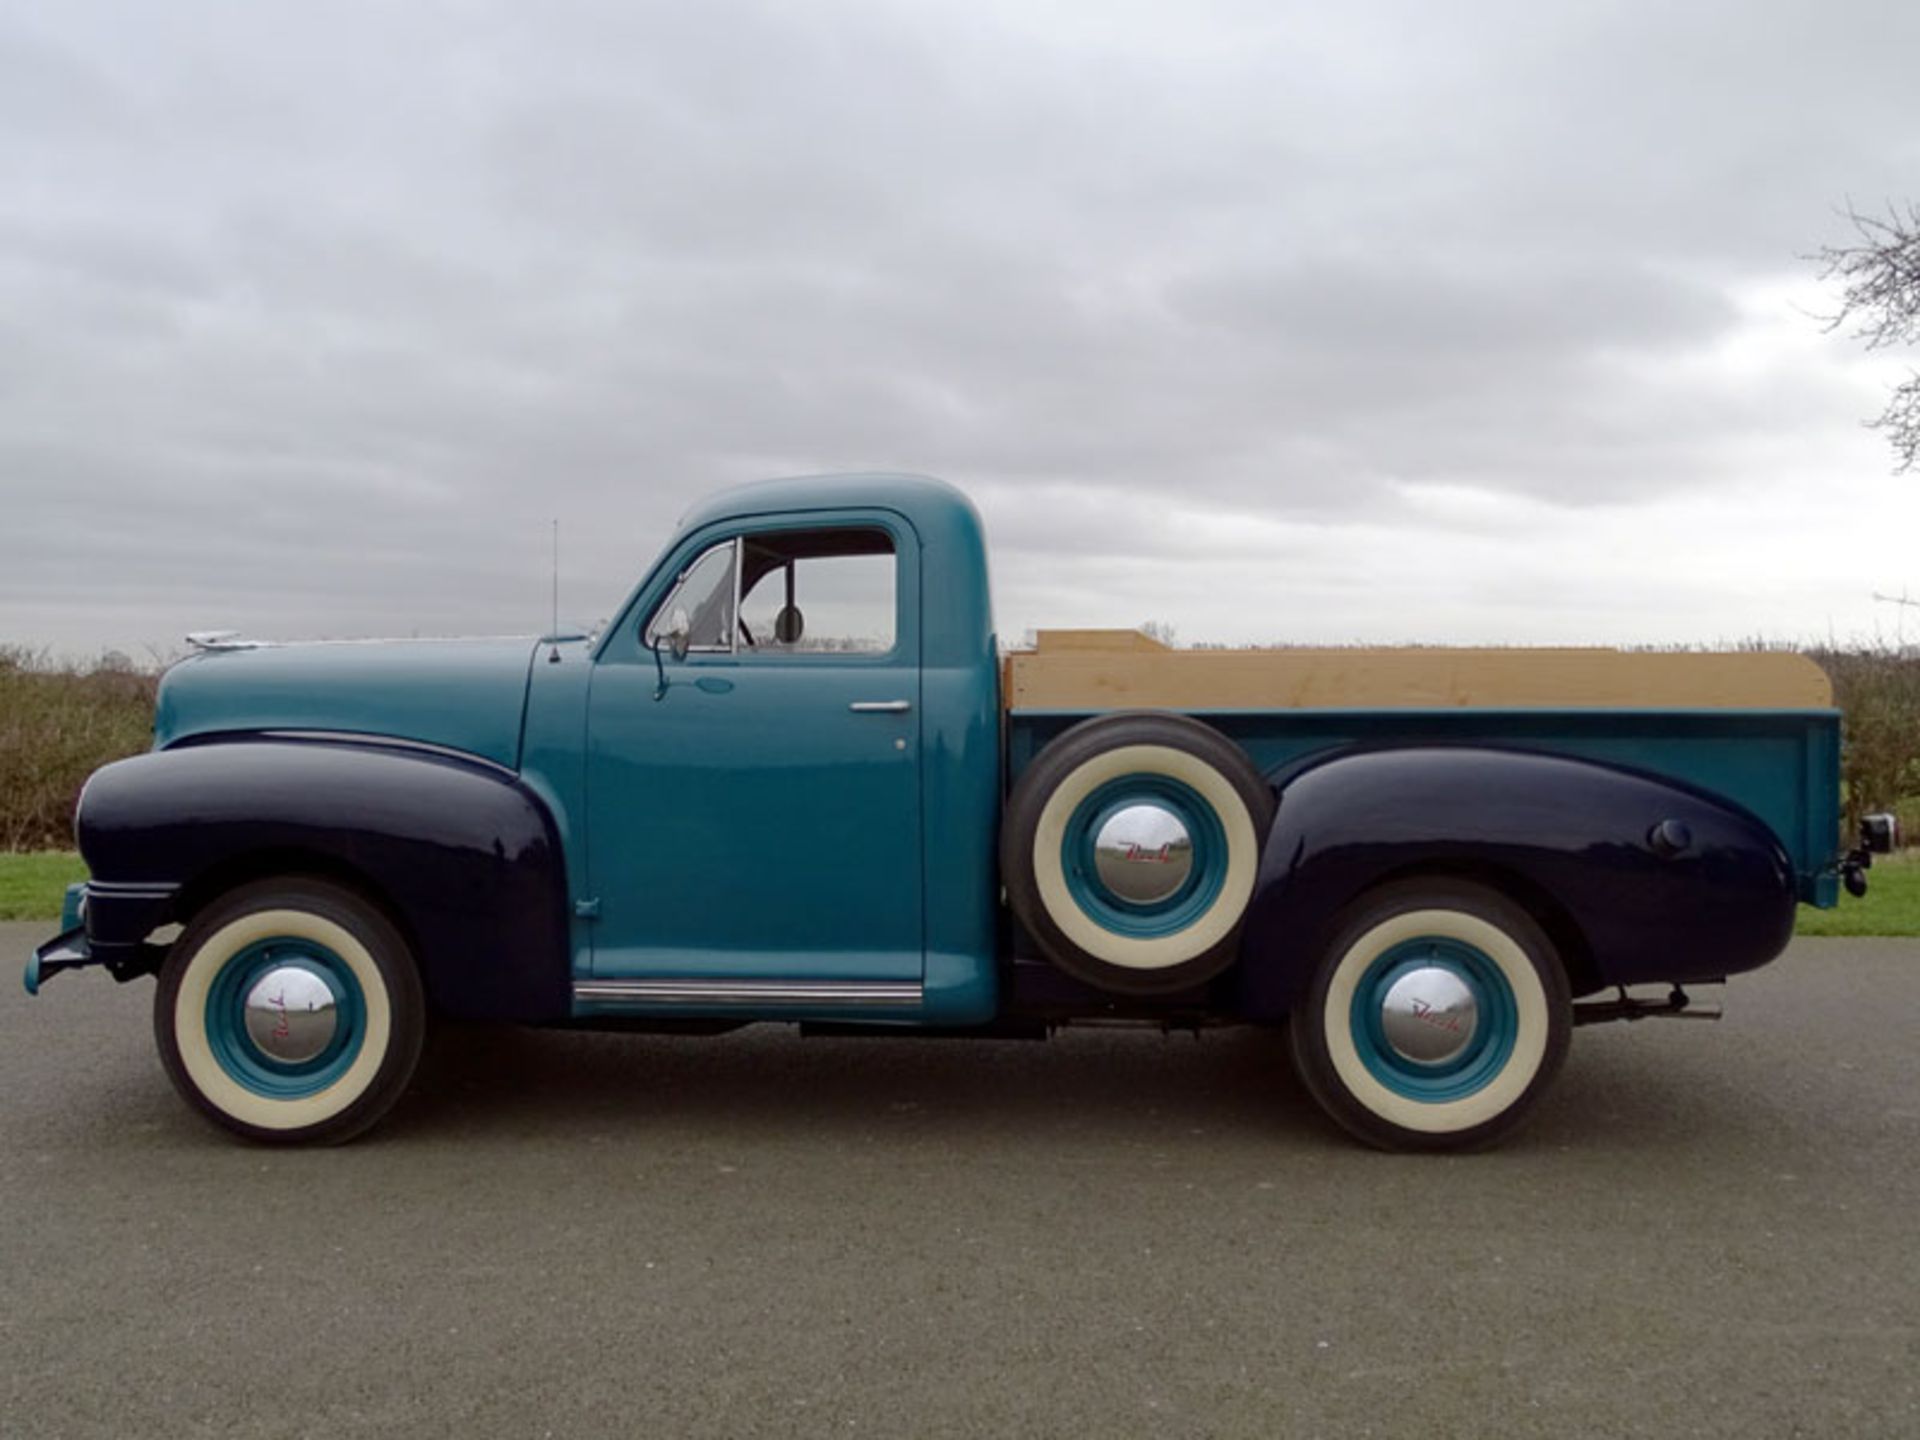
(242, 966, 339, 1064)
(1093, 804, 1194, 904)
(1380, 966, 1479, 1064)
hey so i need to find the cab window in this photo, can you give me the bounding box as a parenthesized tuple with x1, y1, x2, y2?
(644, 539, 738, 653)
(737, 528, 895, 655)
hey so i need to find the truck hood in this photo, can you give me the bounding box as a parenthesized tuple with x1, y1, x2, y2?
(154, 638, 542, 769)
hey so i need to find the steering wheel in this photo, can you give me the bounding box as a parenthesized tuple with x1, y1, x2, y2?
(738, 615, 756, 648)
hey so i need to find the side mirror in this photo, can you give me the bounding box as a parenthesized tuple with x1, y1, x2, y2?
(661, 606, 693, 662)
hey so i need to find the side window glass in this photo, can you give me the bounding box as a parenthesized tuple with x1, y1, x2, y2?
(738, 528, 896, 655)
(644, 539, 737, 653)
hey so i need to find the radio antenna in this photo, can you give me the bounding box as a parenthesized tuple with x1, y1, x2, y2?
(547, 518, 561, 663)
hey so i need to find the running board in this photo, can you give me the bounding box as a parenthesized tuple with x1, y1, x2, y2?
(573, 979, 924, 1008)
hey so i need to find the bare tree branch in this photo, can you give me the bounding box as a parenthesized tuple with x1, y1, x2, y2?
(1815, 200, 1920, 473)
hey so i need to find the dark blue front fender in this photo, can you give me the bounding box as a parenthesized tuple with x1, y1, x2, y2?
(74, 737, 572, 1022)
(1236, 746, 1797, 1017)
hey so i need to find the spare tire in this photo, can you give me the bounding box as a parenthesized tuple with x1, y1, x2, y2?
(1002, 712, 1277, 996)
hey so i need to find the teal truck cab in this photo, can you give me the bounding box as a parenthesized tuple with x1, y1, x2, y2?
(27, 474, 1893, 1150)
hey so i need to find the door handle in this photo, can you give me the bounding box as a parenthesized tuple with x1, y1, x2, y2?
(849, 700, 912, 713)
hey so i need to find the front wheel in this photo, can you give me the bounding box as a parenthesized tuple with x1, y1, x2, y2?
(1289, 879, 1571, 1151)
(155, 877, 425, 1144)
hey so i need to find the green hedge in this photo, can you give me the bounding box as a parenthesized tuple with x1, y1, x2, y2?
(0, 649, 156, 851)
(1808, 646, 1920, 839)
(1, 643, 1914, 853)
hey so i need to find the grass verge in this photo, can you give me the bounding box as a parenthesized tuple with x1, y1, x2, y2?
(0, 851, 87, 923)
(1796, 849, 1920, 938)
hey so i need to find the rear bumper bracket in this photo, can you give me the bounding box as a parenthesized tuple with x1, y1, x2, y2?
(1572, 985, 1724, 1027)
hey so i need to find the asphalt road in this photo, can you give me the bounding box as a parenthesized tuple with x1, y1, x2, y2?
(3, 924, 1917, 1439)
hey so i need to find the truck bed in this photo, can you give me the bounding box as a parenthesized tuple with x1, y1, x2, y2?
(1004, 633, 1841, 904)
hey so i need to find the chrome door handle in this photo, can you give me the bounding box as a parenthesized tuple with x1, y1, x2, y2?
(849, 700, 912, 713)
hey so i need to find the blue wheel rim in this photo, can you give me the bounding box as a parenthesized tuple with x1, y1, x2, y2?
(1060, 775, 1227, 938)
(203, 938, 366, 1098)
(1349, 936, 1518, 1102)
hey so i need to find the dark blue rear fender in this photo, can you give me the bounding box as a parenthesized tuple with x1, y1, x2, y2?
(1236, 746, 1797, 1017)
(77, 738, 572, 1022)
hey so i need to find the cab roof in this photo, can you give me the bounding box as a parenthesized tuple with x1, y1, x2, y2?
(673, 472, 980, 543)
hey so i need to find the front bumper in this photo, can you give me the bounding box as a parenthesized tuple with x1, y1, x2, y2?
(22, 878, 177, 995)
(24, 928, 92, 996)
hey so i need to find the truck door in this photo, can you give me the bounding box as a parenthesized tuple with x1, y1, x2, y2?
(583, 512, 924, 990)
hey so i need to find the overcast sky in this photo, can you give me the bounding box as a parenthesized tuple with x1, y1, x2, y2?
(4, 0, 1919, 659)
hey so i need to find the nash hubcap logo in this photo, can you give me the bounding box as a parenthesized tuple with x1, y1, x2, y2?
(1408, 997, 1466, 1033)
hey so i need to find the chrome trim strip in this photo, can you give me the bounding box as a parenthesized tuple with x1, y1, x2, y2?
(573, 979, 924, 1007)
(85, 881, 180, 898)
(849, 700, 912, 713)
(729, 535, 744, 654)
(240, 731, 519, 778)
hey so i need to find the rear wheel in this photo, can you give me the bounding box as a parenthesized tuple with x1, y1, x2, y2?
(1289, 878, 1571, 1151)
(1002, 712, 1275, 996)
(154, 877, 425, 1144)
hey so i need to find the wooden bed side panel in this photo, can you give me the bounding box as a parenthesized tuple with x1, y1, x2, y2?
(1005, 633, 1833, 711)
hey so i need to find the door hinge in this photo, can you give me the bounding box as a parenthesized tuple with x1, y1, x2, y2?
(574, 898, 602, 920)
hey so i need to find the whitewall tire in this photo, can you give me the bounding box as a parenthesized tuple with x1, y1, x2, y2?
(1002, 712, 1276, 996)
(1289, 878, 1571, 1151)
(154, 877, 425, 1144)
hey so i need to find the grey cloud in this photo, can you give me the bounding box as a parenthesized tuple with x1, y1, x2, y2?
(3, 0, 1917, 656)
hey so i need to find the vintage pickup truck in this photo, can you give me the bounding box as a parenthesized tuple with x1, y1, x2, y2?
(27, 474, 1894, 1150)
